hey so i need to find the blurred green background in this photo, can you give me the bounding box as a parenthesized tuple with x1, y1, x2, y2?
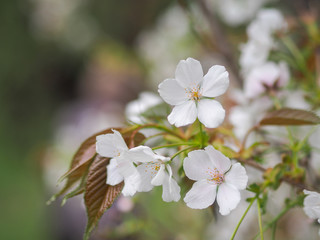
(0, 1, 174, 239)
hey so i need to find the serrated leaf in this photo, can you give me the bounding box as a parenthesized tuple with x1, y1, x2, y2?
(84, 155, 123, 240)
(260, 108, 320, 126)
(83, 129, 144, 240)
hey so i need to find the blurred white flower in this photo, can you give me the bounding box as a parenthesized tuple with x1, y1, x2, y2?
(212, 0, 268, 26)
(127, 146, 181, 202)
(244, 61, 289, 98)
(116, 196, 134, 213)
(31, 0, 99, 50)
(283, 90, 310, 110)
(158, 58, 229, 128)
(239, 40, 270, 74)
(247, 9, 287, 47)
(229, 94, 272, 143)
(136, 5, 203, 88)
(96, 130, 140, 196)
(183, 146, 248, 215)
(125, 92, 162, 124)
(239, 8, 287, 75)
(303, 190, 320, 235)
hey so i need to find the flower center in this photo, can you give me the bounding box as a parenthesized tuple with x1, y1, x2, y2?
(143, 162, 162, 179)
(186, 86, 202, 101)
(206, 167, 224, 184)
(114, 149, 121, 157)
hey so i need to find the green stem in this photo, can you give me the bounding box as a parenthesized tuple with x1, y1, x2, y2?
(253, 199, 300, 240)
(170, 146, 196, 161)
(199, 121, 204, 148)
(230, 198, 256, 240)
(131, 124, 185, 140)
(257, 199, 264, 240)
(152, 142, 198, 150)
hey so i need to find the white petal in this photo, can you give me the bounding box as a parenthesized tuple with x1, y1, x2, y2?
(136, 162, 160, 192)
(198, 99, 225, 128)
(183, 150, 213, 181)
(205, 146, 231, 174)
(112, 130, 129, 152)
(168, 101, 197, 127)
(184, 180, 217, 209)
(158, 79, 188, 105)
(151, 164, 166, 186)
(225, 163, 248, 190)
(116, 156, 137, 179)
(162, 172, 181, 202)
(303, 190, 320, 219)
(106, 158, 123, 185)
(202, 65, 229, 97)
(175, 58, 203, 88)
(217, 183, 241, 215)
(96, 130, 128, 158)
(304, 206, 320, 220)
(96, 134, 117, 158)
(127, 146, 157, 163)
(122, 171, 140, 197)
(128, 146, 170, 163)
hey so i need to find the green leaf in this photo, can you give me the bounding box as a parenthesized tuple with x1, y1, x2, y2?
(247, 183, 261, 194)
(260, 108, 320, 126)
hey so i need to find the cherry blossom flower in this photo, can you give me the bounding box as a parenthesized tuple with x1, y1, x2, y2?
(247, 9, 286, 47)
(158, 58, 229, 128)
(303, 190, 320, 235)
(125, 146, 181, 202)
(239, 8, 287, 75)
(212, 0, 267, 26)
(183, 146, 248, 215)
(239, 40, 270, 74)
(244, 61, 289, 98)
(96, 129, 140, 196)
(229, 93, 272, 143)
(125, 91, 163, 124)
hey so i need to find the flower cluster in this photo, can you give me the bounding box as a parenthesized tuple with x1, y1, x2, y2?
(51, 3, 320, 239)
(96, 58, 248, 213)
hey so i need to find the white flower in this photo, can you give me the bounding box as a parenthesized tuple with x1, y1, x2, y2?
(303, 190, 320, 235)
(244, 61, 289, 98)
(229, 93, 272, 142)
(239, 40, 270, 76)
(158, 58, 229, 128)
(126, 146, 181, 202)
(247, 9, 287, 46)
(239, 8, 287, 75)
(96, 129, 140, 196)
(213, 0, 267, 26)
(183, 146, 248, 215)
(125, 91, 163, 124)
(303, 190, 320, 219)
